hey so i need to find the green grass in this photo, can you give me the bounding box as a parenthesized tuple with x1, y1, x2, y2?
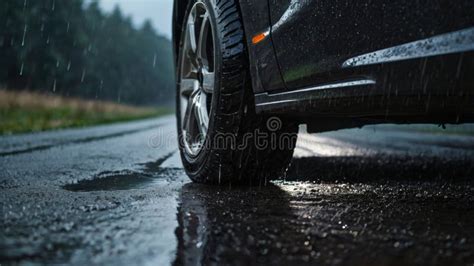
(0, 90, 172, 135)
(0, 107, 171, 135)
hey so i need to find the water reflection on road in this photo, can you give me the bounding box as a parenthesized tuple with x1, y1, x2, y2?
(174, 153, 474, 265)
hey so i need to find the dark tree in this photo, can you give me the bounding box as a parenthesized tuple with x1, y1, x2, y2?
(0, 0, 175, 106)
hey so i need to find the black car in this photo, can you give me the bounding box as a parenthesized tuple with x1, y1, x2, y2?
(172, 0, 474, 184)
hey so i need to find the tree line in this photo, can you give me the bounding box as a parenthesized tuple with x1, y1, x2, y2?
(0, 0, 175, 106)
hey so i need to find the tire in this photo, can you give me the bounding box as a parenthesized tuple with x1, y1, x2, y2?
(176, 0, 298, 185)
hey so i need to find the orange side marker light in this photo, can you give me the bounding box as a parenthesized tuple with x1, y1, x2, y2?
(252, 31, 269, 45)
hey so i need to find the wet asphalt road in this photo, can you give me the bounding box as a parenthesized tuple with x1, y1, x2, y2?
(1, 116, 474, 265)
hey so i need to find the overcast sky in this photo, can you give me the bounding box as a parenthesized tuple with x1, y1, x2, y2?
(97, 0, 174, 38)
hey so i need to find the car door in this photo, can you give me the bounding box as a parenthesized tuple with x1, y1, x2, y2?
(268, 0, 474, 92)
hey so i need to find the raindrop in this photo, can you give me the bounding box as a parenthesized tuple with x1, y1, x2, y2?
(66, 22, 70, 33)
(218, 163, 222, 184)
(53, 79, 57, 92)
(455, 54, 464, 79)
(19, 62, 24, 76)
(51, 0, 55, 11)
(81, 69, 86, 82)
(97, 80, 103, 98)
(21, 24, 27, 46)
(67, 61, 71, 71)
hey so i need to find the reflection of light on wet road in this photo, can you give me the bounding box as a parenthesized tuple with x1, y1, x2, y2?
(295, 125, 474, 159)
(274, 181, 373, 197)
(294, 133, 375, 158)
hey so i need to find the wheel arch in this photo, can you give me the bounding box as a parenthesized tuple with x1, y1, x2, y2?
(173, 0, 286, 94)
(172, 0, 189, 65)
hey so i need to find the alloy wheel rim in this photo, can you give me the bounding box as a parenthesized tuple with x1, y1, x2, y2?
(180, 2, 215, 156)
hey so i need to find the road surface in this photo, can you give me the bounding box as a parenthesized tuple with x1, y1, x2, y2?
(1, 116, 473, 265)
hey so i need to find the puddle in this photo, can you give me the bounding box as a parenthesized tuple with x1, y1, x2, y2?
(63, 152, 178, 192)
(63, 171, 157, 192)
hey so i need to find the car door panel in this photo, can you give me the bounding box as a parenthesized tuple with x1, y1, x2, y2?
(268, 0, 474, 91)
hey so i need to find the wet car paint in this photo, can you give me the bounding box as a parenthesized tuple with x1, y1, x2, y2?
(268, 0, 474, 90)
(1, 117, 474, 265)
(173, 1, 474, 132)
(238, 0, 286, 93)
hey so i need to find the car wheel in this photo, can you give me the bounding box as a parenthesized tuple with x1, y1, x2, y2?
(176, 0, 298, 185)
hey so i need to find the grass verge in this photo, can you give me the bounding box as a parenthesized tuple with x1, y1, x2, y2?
(0, 89, 172, 135)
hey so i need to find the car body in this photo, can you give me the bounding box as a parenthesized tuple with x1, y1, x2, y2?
(174, 0, 474, 131)
(173, 0, 474, 184)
